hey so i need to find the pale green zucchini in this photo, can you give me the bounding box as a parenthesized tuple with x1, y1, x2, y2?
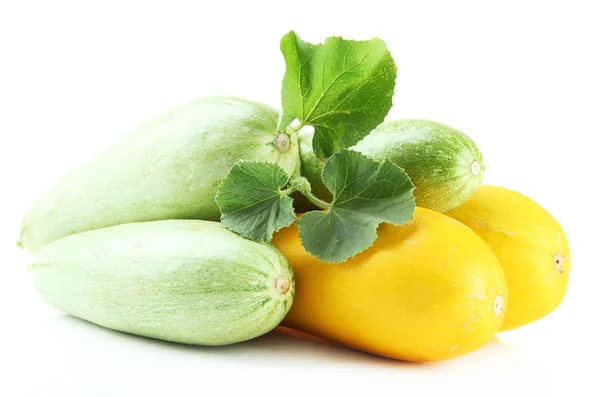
(19, 96, 300, 254)
(295, 120, 485, 213)
(30, 220, 295, 346)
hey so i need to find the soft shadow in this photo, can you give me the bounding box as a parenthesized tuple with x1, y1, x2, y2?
(478, 336, 524, 357)
(49, 315, 432, 368)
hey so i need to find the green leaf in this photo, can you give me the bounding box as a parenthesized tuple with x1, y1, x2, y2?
(297, 150, 415, 263)
(279, 31, 397, 159)
(216, 161, 296, 242)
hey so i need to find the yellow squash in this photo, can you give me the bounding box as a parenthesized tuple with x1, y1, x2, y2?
(446, 186, 570, 331)
(272, 207, 507, 362)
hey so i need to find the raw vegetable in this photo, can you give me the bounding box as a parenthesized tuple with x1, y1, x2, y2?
(272, 207, 507, 362)
(446, 186, 570, 331)
(19, 96, 299, 254)
(217, 32, 416, 263)
(29, 220, 295, 346)
(295, 119, 485, 213)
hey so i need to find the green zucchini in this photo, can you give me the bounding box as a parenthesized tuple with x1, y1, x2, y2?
(19, 96, 300, 254)
(296, 120, 485, 213)
(29, 220, 295, 346)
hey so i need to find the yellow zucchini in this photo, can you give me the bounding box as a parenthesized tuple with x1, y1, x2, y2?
(272, 207, 507, 361)
(446, 186, 570, 331)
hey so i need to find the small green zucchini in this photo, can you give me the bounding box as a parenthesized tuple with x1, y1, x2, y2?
(29, 220, 295, 346)
(296, 120, 485, 213)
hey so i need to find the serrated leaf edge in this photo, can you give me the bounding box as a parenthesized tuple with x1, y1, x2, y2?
(297, 153, 417, 263)
(216, 160, 296, 242)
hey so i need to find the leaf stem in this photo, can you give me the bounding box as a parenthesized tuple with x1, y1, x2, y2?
(303, 191, 332, 210)
(290, 176, 331, 210)
(280, 186, 297, 196)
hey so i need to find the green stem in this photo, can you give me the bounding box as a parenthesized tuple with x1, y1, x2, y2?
(290, 161, 302, 180)
(289, 176, 331, 210)
(289, 128, 303, 180)
(302, 190, 331, 210)
(280, 187, 296, 196)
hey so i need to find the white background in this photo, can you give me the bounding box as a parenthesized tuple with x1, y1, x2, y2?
(1, 1, 599, 396)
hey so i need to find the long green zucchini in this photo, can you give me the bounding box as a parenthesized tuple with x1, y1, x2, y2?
(30, 220, 295, 346)
(19, 96, 300, 253)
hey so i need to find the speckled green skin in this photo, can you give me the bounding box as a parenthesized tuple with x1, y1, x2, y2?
(296, 120, 485, 213)
(30, 220, 295, 346)
(19, 97, 300, 254)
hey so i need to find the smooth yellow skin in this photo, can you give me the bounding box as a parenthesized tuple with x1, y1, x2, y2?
(272, 207, 507, 362)
(446, 186, 570, 331)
